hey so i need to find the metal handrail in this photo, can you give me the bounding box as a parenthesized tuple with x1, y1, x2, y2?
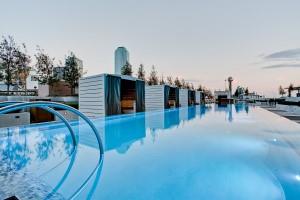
(0, 101, 77, 147)
(0, 101, 104, 199)
(0, 90, 38, 96)
(0, 101, 104, 156)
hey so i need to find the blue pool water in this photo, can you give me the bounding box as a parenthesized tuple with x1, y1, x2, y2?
(1, 104, 300, 199)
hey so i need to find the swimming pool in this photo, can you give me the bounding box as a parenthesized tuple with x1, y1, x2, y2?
(1, 104, 300, 199)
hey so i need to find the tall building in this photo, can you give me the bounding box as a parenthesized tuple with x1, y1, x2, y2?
(115, 47, 129, 75)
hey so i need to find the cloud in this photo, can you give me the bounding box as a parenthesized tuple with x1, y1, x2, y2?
(262, 63, 300, 69)
(264, 48, 300, 60)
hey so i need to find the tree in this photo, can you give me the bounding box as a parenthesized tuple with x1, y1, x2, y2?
(159, 74, 165, 85)
(64, 52, 84, 96)
(185, 82, 191, 90)
(35, 46, 56, 85)
(0, 63, 4, 81)
(288, 83, 294, 97)
(279, 85, 286, 97)
(166, 76, 173, 86)
(121, 61, 133, 76)
(203, 87, 213, 99)
(15, 44, 31, 92)
(174, 77, 182, 88)
(245, 87, 249, 95)
(137, 64, 146, 80)
(191, 83, 195, 90)
(234, 86, 245, 97)
(0, 36, 20, 92)
(147, 65, 158, 85)
(181, 79, 186, 88)
(197, 84, 203, 91)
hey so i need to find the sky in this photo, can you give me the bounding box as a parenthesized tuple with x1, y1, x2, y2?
(1, 0, 300, 97)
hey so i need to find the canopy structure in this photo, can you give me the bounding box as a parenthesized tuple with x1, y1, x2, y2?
(79, 74, 145, 118)
(195, 91, 203, 104)
(179, 89, 189, 107)
(145, 85, 179, 111)
(188, 90, 196, 106)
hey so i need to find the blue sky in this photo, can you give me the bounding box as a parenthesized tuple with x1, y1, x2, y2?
(1, 0, 300, 97)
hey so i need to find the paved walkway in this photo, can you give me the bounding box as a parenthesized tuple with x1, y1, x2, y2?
(261, 104, 300, 124)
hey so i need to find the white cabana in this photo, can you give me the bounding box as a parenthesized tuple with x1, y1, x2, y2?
(145, 85, 179, 111)
(79, 73, 145, 118)
(179, 89, 188, 107)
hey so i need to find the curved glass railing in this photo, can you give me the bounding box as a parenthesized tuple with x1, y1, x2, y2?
(0, 101, 104, 199)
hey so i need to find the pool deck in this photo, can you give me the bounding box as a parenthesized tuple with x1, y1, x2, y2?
(260, 104, 300, 124)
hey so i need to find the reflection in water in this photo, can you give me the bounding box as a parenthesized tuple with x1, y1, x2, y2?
(0, 104, 251, 174)
(36, 134, 56, 161)
(0, 127, 75, 172)
(104, 115, 146, 153)
(214, 103, 250, 122)
(0, 125, 80, 199)
(0, 104, 257, 199)
(199, 104, 212, 118)
(0, 127, 31, 172)
(188, 107, 196, 120)
(0, 125, 76, 173)
(146, 107, 198, 139)
(235, 103, 249, 114)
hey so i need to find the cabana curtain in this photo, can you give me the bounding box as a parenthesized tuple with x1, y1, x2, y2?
(188, 90, 196, 105)
(105, 75, 121, 115)
(136, 80, 145, 112)
(164, 86, 170, 108)
(175, 88, 179, 107)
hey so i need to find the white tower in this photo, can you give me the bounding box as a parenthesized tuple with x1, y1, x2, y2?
(114, 47, 129, 75)
(228, 76, 233, 98)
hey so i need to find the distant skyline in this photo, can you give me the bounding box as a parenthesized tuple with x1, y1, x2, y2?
(1, 0, 300, 97)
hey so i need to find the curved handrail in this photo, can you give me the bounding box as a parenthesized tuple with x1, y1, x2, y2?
(0, 101, 105, 199)
(0, 101, 77, 147)
(0, 101, 104, 155)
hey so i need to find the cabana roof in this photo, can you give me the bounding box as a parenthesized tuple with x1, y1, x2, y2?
(284, 86, 300, 90)
(80, 73, 144, 82)
(146, 84, 179, 89)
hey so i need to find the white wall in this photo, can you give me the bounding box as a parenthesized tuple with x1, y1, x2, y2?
(145, 85, 165, 111)
(179, 89, 188, 107)
(55, 110, 78, 121)
(79, 74, 105, 118)
(38, 84, 49, 97)
(0, 112, 30, 128)
(196, 91, 201, 104)
(26, 74, 39, 90)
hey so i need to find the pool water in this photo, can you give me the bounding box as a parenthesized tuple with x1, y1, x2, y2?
(1, 104, 300, 200)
